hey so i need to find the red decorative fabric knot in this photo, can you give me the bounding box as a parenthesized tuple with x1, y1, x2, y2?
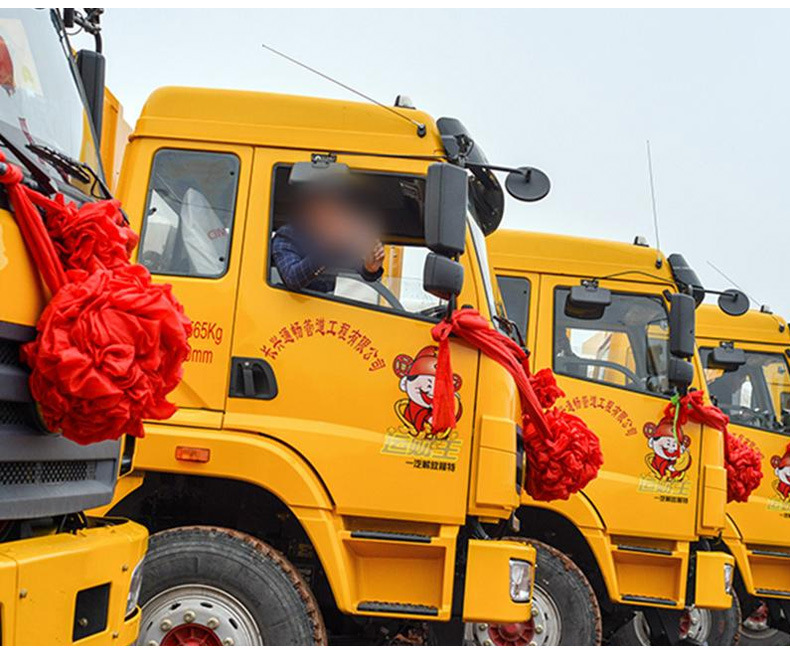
(664, 389, 763, 503)
(431, 307, 602, 501)
(0, 152, 191, 445)
(29, 193, 139, 272)
(530, 368, 565, 409)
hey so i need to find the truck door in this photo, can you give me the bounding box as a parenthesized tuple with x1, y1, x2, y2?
(224, 150, 482, 524)
(702, 347, 790, 546)
(531, 276, 703, 541)
(129, 142, 254, 415)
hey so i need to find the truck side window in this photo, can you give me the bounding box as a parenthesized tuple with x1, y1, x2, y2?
(268, 166, 447, 320)
(701, 348, 790, 433)
(138, 149, 240, 278)
(553, 288, 670, 396)
(497, 275, 530, 339)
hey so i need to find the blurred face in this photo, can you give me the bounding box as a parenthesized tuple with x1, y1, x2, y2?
(300, 192, 377, 256)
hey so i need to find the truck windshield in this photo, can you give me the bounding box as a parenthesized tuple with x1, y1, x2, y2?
(553, 289, 671, 396)
(0, 9, 100, 192)
(702, 349, 790, 433)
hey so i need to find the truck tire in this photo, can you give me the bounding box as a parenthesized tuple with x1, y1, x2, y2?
(610, 595, 741, 646)
(468, 539, 602, 646)
(136, 526, 326, 646)
(739, 602, 790, 646)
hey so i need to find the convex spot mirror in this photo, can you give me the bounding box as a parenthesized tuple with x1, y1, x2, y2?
(565, 284, 612, 320)
(718, 289, 750, 317)
(668, 293, 696, 359)
(505, 167, 551, 203)
(424, 253, 464, 301)
(424, 163, 468, 256)
(708, 345, 747, 372)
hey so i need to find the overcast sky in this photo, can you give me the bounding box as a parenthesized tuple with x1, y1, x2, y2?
(77, 9, 790, 318)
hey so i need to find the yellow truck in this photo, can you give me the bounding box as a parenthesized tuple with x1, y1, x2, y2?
(0, 9, 146, 644)
(486, 230, 736, 645)
(697, 305, 790, 646)
(93, 86, 554, 644)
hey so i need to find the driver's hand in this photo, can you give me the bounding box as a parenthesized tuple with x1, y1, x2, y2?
(364, 241, 385, 274)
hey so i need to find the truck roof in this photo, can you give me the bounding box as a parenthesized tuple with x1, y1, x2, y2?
(489, 229, 674, 285)
(696, 304, 790, 347)
(134, 86, 445, 158)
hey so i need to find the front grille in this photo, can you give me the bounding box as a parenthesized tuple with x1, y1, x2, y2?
(0, 340, 20, 367)
(0, 460, 97, 486)
(0, 400, 28, 426)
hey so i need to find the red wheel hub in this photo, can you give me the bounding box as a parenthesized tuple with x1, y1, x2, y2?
(488, 620, 535, 646)
(678, 610, 691, 638)
(160, 623, 222, 646)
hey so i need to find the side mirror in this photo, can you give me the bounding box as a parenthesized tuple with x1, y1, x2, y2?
(668, 356, 695, 391)
(708, 344, 746, 371)
(668, 293, 696, 359)
(565, 284, 612, 320)
(423, 253, 464, 301)
(424, 163, 467, 256)
(76, 50, 106, 144)
(718, 289, 750, 317)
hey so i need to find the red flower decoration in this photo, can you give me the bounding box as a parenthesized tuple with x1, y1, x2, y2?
(530, 368, 565, 409)
(22, 265, 191, 444)
(724, 432, 763, 503)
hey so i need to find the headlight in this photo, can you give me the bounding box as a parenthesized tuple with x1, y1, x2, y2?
(126, 560, 144, 617)
(723, 563, 734, 594)
(509, 559, 533, 603)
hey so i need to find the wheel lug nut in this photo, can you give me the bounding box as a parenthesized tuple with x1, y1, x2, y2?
(483, 641, 493, 646)
(160, 619, 172, 632)
(147, 641, 159, 646)
(535, 624, 544, 634)
(207, 617, 220, 629)
(183, 610, 196, 623)
(223, 637, 235, 646)
(478, 624, 487, 631)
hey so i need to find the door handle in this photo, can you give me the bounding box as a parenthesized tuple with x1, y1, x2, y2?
(229, 357, 278, 400)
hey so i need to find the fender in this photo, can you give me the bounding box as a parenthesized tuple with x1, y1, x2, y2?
(521, 492, 622, 600)
(102, 423, 359, 612)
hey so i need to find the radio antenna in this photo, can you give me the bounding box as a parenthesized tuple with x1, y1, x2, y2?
(261, 42, 426, 137)
(707, 260, 762, 308)
(646, 140, 662, 268)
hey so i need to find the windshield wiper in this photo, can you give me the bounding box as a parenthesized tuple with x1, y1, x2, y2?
(0, 130, 56, 195)
(26, 143, 112, 200)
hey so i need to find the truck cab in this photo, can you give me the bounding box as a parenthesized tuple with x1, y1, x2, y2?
(697, 305, 790, 645)
(0, 9, 146, 645)
(487, 230, 735, 645)
(102, 87, 538, 645)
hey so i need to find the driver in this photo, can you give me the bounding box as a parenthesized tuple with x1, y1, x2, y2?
(273, 173, 384, 293)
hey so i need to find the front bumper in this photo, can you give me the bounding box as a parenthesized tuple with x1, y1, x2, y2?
(463, 539, 535, 623)
(0, 517, 148, 645)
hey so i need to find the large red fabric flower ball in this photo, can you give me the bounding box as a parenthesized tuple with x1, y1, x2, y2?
(724, 432, 763, 503)
(523, 408, 604, 501)
(22, 264, 191, 444)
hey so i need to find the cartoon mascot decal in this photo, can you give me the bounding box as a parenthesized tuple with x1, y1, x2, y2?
(392, 346, 462, 439)
(643, 417, 692, 481)
(771, 451, 790, 501)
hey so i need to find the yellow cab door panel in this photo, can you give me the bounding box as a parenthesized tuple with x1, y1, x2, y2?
(223, 149, 480, 524)
(122, 138, 254, 413)
(702, 343, 790, 547)
(531, 275, 702, 541)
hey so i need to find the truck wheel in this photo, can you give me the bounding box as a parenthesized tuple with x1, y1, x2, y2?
(610, 595, 741, 646)
(136, 526, 326, 646)
(467, 539, 602, 645)
(739, 602, 790, 646)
